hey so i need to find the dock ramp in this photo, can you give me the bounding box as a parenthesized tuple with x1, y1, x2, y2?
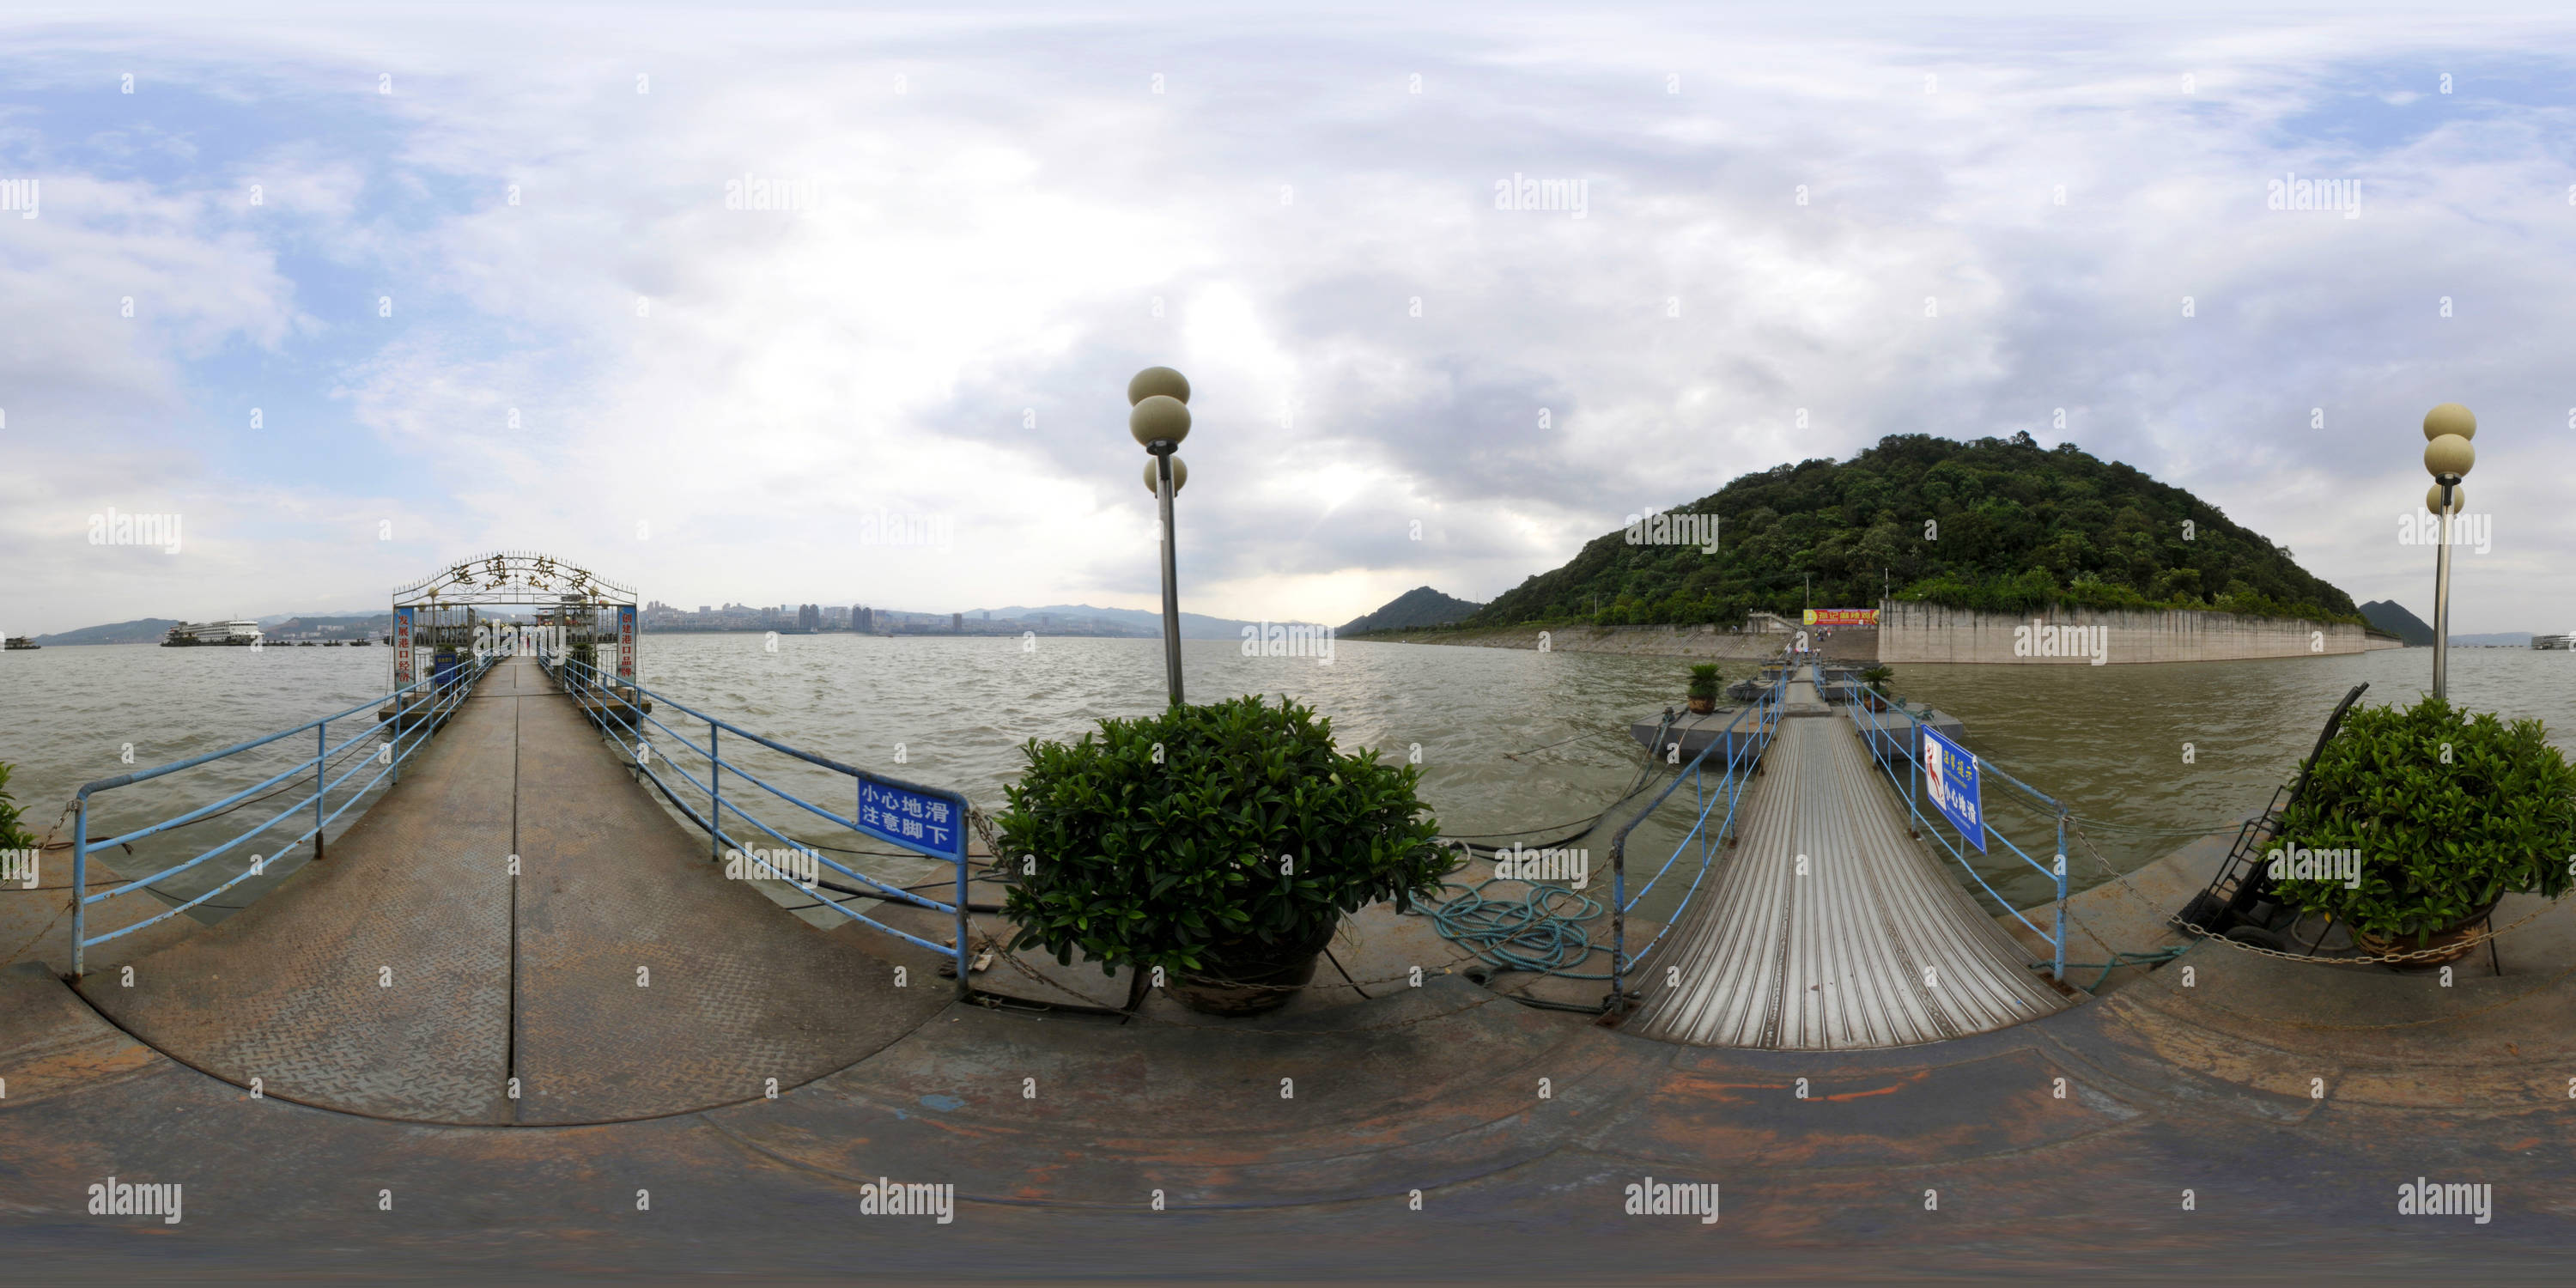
(1629, 680, 2065, 1048)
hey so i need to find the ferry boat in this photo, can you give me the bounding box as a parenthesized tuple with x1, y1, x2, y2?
(3, 635, 38, 650)
(162, 620, 263, 647)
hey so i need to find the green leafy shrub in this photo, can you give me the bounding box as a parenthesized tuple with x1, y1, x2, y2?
(0, 761, 38, 850)
(2270, 697, 2576, 942)
(996, 695, 1448, 975)
(1686, 664, 1722, 702)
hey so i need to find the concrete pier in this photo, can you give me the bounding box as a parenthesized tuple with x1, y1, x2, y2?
(70, 654, 944, 1124)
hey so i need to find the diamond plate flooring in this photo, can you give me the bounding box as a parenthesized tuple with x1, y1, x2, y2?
(1629, 680, 2067, 1048)
(507, 656, 946, 1124)
(76, 659, 519, 1122)
(76, 654, 946, 1124)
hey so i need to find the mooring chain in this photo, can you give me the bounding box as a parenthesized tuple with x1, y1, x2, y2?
(970, 937, 1516, 1036)
(2063, 817, 2573, 967)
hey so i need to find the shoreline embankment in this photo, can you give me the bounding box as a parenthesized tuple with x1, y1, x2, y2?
(1353, 601, 2403, 664)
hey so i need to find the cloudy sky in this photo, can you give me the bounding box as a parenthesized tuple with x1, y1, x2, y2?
(3, 2, 2572, 637)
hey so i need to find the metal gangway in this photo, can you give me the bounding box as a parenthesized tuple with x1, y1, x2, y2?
(1618, 666, 2067, 1049)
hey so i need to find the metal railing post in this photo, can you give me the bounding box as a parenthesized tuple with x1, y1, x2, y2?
(953, 853, 972, 1001)
(315, 719, 328, 860)
(1609, 838, 1626, 1013)
(709, 723, 722, 865)
(1908, 724, 1920, 829)
(2054, 812, 2069, 982)
(70, 798, 88, 979)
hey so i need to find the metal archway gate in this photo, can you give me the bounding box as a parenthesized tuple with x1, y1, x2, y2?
(391, 551, 640, 702)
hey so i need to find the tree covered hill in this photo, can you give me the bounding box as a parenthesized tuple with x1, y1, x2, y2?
(1341, 586, 1484, 635)
(1472, 433, 2364, 628)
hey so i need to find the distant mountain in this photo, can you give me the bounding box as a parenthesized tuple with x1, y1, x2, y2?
(2357, 600, 2434, 647)
(31, 618, 183, 646)
(1341, 586, 1485, 635)
(976, 604, 1323, 641)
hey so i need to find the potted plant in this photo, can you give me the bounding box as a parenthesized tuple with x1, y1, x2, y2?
(2269, 696, 2576, 967)
(1686, 663, 1722, 715)
(1856, 665, 1896, 712)
(997, 694, 1449, 1015)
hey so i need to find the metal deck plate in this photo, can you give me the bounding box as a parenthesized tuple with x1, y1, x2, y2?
(1631, 682, 2066, 1048)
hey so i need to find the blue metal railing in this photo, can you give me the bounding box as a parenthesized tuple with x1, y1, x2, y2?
(1606, 667, 1789, 1011)
(1844, 679, 2068, 981)
(543, 651, 972, 990)
(70, 648, 499, 977)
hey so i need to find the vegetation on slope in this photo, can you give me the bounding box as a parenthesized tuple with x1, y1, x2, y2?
(1471, 433, 2364, 629)
(1341, 587, 1485, 635)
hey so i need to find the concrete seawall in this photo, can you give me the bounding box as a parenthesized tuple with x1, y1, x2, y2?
(1363, 623, 1799, 660)
(1876, 600, 2401, 665)
(1370, 604, 2399, 665)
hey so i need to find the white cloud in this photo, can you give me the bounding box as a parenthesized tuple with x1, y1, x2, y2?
(4, 7, 2574, 638)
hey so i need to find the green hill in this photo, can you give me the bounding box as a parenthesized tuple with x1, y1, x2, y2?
(1471, 433, 2363, 629)
(2357, 599, 2433, 647)
(1341, 587, 1484, 635)
(32, 617, 184, 646)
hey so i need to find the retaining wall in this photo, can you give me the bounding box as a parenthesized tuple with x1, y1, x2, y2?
(1875, 599, 2401, 665)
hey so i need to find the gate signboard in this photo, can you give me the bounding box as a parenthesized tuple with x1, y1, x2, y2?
(392, 607, 416, 688)
(1921, 725, 1986, 853)
(617, 605, 637, 685)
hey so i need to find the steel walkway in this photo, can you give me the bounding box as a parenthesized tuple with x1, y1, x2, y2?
(76, 654, 946, 1124)
(1629, 678, 2065, 1048)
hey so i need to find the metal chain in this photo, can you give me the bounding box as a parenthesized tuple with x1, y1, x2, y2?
(2064, 817, 2572, 966)
(965, 805, 1005, 871)
(973, 939, 1518, 1035)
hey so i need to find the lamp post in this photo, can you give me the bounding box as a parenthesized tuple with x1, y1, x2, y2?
(2421, 402, 2476, 702)
(1129, 367, 1192, 707)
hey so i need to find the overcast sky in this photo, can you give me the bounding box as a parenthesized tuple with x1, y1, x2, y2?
(3, 2, 2573, 636)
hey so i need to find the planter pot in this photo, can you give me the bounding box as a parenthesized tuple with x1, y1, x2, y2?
(1163, 920, 1338, 1016)
(1686, 696, 1716, 715)
(2353, 898, 2500, 969)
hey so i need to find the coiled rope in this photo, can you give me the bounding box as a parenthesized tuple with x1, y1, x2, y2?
(1423, 878, 1611, 979)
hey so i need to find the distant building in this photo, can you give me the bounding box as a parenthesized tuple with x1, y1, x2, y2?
(799, 604, 820, 632)
(951, 612, 963, 633)
(855, 605, 876, 633)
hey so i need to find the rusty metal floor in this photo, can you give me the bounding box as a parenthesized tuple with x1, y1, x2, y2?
(1629, 682, 2066, 1048)
(75, 654, 945, 1124)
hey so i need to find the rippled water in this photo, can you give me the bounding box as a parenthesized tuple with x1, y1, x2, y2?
(5, 636, 2573, 923)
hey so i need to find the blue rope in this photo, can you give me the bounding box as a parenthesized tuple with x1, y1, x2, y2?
(1423, 878, 1612, 979)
